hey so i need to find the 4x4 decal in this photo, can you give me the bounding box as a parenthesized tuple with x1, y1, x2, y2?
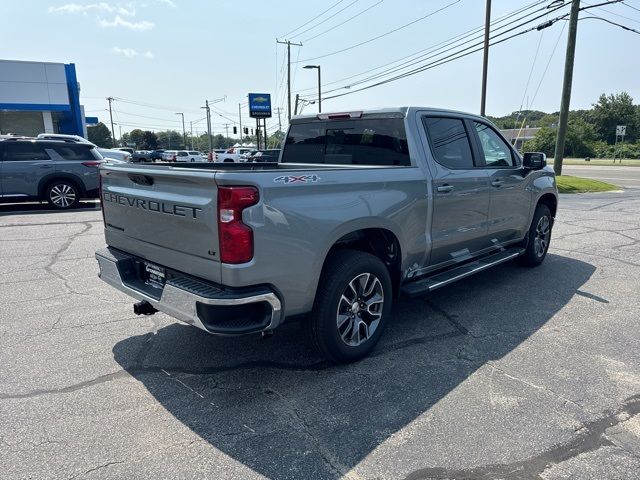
(273, 175, 320, 184)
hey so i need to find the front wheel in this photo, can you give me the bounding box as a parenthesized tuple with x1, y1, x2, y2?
(45, 180, 80, 209)
(518, 203, 553, 267)
(307, 250, 393, 363)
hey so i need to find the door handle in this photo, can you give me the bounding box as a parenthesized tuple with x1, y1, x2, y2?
(436, 184, 454, 193)
(39, 164, 53, 169)
(491, 179, 504, 187)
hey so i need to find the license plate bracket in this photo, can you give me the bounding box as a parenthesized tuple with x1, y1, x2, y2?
(143, 261, 166, 289)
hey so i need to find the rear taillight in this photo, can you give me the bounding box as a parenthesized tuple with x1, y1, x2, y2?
(82, 161, 102, 167)
(217, 186, 259, 264)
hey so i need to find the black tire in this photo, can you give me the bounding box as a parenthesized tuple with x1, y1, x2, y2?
(223, 158, 234, 163)
(45, 179, 81, 210)
(518, 203, 552, 267)
(307, 250, 393, 364)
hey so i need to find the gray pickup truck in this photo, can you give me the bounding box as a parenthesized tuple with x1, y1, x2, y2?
(95, 107, 557, 363)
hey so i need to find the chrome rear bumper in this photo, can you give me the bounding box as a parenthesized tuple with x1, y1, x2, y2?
(95, 247, 282, 334)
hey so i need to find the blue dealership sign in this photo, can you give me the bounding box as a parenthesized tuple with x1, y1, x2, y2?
(248, 93, 272, 118)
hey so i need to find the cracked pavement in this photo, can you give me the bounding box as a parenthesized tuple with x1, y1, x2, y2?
(1, 186, 640, 479)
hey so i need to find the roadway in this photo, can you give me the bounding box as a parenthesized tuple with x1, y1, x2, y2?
(562, 164, 640, 189)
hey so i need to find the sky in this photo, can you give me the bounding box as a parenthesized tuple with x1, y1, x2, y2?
(3, 0, 640, 138)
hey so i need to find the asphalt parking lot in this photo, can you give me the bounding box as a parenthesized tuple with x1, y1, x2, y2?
(1, 186, 640, 479)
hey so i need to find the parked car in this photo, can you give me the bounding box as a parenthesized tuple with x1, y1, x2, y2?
(1, 137, 103, 209)
(131, 151, 153, 163)
(160, 150, 200, 162)
(95, 107, 557, 363)
(150, 149, 165, 161)
(36, 133, 131, 162)
(248, 149, 281, 162)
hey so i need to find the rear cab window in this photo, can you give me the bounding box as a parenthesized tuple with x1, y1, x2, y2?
(282, 116, 410, 166)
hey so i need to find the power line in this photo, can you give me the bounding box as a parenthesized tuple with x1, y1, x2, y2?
(314, 0, 622, 102)
(622, 0, 640, 13)
(582, 0, 640, 23)
(303, 0, 384, 42)
(295, 0, 463, 63)
(578, 13, 640, 32)
(314, 0, 566, 98)
(113, 97, 200, 114)
(280, 0, 346, 38)
(290, 0, 360, 40)
(293, 0, 549, 95)
(321, 11, 571, 101)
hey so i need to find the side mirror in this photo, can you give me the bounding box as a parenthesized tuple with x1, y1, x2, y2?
(523, 152, 546, 170)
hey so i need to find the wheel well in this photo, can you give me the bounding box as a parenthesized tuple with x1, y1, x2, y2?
(538, 193, 557, 218)
(326, 228, 402, 297)
(40, 176, 84, 199)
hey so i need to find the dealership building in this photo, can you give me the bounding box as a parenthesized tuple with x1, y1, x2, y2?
(0, 59, 95, 138)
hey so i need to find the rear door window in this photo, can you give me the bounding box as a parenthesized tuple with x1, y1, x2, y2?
(50, 144, 98, 161)
(2, 142, 51, 161)
(422, 117, 475, 169)
(282, 118, 410, 166)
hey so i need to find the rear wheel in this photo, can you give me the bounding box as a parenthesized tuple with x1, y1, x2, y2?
(45, 180, 80, 209)
(307, 250, 392, 363)
(518, 203, 552, 267)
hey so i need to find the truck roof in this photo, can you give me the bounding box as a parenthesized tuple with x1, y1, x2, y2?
(290, 106, 488, 123)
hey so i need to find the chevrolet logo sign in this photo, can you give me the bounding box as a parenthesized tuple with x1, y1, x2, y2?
(253, 96, 269, 103)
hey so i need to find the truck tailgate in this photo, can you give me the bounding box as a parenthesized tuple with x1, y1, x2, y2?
(100, 164, 221, 282)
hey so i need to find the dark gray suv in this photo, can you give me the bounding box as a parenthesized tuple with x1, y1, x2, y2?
(0, 138, 102, 209)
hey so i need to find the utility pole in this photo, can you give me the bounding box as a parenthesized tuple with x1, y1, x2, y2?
(276, 39, 303, 120)
(224, 123, 230, 139)
(294, 94, 300, 115)
(553, 0, 580, 176)
(202, 101, 212, 153)
(106, 96, 116, 147)
(176, 112, 186, 149)
(190, 121, 194, 150)
(238, 103, 243, 146)
(480, 0, 491, 117)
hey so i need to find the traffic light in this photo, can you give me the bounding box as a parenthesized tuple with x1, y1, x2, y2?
(244, 127, 249, 134)
(251, 129, 254, 135)
(233, 126, 237, 134)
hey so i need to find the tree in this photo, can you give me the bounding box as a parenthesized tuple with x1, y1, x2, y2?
(87, 122, 113, 147)
(140, 131, 158, 150)
(524, 119, 595, 158)
(156, 130, 184, 149)
(128, 129, 145, 147)
(590, 92, 637, 144)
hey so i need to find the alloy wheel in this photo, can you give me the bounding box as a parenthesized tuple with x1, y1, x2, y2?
(336, 273, 384, 347)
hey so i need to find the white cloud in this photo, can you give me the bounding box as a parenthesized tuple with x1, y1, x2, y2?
(156, 0, 176, 7)
(112, 46, 154, 59)
(99, 15, 154, 30)
(49, 2, 136, 17)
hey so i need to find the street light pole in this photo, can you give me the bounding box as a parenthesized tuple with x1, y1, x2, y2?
(303, 65, 321, 113)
